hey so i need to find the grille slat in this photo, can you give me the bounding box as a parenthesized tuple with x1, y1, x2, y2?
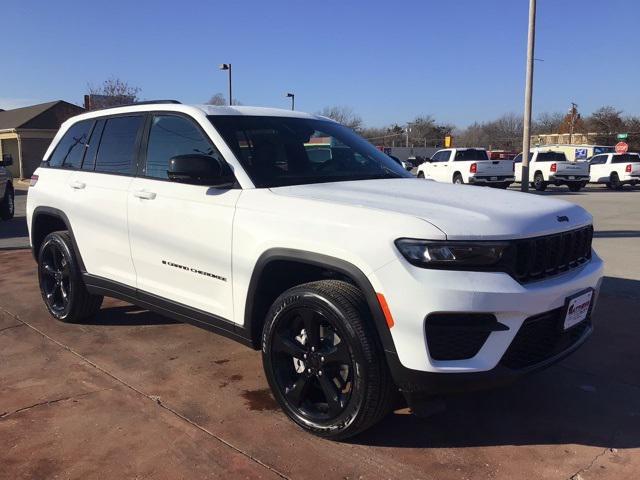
(512, 226, 593, 283)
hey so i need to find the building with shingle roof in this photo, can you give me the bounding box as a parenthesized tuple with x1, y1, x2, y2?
(0, 101, 84, 178)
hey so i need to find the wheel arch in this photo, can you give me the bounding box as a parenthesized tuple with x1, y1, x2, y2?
(31, 206, 85, 271)
(243, 248, 397, 356)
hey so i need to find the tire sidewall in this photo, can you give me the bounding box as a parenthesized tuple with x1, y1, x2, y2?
(262, 289, 369, 437)
(38, 233, 77, 321)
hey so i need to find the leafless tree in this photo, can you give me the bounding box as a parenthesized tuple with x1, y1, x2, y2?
(205, 93, 242, 106)
(586, 106, 624, 134)
(86, 78, 141, 109)
(533, 112, 564, 134)
(318, 106, 363, 131)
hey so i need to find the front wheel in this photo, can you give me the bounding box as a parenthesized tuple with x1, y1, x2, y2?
(38, 231, 103, 322)
(262, 280, 394, 440)
(0, 184, 14, 220)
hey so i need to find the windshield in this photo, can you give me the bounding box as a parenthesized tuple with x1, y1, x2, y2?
(611, 153, 640, 164)
(208, 116, 412, 187)
(536, 151, 567, 162)
(454, 149, 489, 161)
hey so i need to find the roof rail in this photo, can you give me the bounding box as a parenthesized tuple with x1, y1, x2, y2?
(133, 100, 182, 105)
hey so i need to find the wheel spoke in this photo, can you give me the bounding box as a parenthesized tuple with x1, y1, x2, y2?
(61, 258, 71, 278)
(50, 248, 60, 270)
(301, 310, 321, 349)
(285, 375, 311, 407)
(318, 373, 343, 416)
(272, 334, 306, 359)
(60, 281, 69, 302)
(323, 341, 351, 366)
(42, 262, 57, 277)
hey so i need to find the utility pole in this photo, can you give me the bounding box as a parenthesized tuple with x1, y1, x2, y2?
(405, 124, 411, 148)
(286, 92, 295, 110)
(520, 0, 536, 193)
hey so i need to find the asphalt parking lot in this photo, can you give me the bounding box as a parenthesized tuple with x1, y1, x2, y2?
(1, 183, 639, 479)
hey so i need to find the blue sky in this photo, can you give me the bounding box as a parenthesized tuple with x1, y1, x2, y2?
(1, 0, 638, 127)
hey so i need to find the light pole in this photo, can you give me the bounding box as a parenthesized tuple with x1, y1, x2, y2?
(286, 92, 295, 110)
(520, 0, 536, 193)
(219, 63, 232, 106)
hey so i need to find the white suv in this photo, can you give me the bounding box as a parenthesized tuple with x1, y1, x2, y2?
(27, 102, 604, 439)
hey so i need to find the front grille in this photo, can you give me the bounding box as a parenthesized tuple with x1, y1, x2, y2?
(512, 226, 593, 283)
(425, 313, 504, 361)
(500, 308, 591, 370)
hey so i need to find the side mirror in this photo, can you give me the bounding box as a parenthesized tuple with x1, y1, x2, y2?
(167, 154, 232, 186)
(0, 154, 13, 167)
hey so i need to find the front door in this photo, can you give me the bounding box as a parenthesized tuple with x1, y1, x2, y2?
(127, 113, 240, 322)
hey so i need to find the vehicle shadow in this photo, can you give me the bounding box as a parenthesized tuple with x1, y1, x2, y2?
(593, 230, 640, 238)
(79, 305, 180, 326)
(351, 276, 640, 449)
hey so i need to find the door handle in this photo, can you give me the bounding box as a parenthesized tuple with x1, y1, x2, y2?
(69, 181, 86, 190)
(133, 190, 157, 200)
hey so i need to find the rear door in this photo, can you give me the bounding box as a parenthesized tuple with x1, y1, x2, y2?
(127, 113, 240, 321)
(67, 114, 144, 287)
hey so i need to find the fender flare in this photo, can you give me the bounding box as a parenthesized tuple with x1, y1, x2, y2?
(31, 206, 86, 271)
(244, 248, 397, 355)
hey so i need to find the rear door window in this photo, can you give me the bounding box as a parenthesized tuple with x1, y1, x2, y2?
(611, 154, 640, 164)
(454, 149, 488, 161)
(94, 115, 144, 175)
(48, 120, 94, 169)
(82, 119, 105, 171)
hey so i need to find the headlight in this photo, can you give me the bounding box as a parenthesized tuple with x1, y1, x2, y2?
(395, 239, 510, 269)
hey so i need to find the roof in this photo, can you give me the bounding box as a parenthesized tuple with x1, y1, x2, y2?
(67, 103, 331, 125)
(0, 101, 84, 131)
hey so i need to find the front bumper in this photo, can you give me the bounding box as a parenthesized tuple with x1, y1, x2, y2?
(369, 252, 604, 393)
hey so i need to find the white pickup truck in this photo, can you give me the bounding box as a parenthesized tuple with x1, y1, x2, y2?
(416, 148, 514, 188)
(514, 149, 590, 192)
(588, 152, 640, 189)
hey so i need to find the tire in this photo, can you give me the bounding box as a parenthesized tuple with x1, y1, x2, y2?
(497, 182, 510, 189)
(417, 171, 425, 178)
(609, 172, 623, 190)
(568, 183, 582, 192)
(533, 172, 547, 191)
(262, 280, 395, 440)
(453, 173, 463, 185)
(0, 184, 14, 220)
(37, 231, 103, 322)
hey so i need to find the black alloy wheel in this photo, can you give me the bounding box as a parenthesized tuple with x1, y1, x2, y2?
(270, 305, 354, 422)
(37, 231, 103, 322)
(262, 280, 394, 439)
(39, 240, 72, 316)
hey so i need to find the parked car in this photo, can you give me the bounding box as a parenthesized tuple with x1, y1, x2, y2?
(514, 149, 590, 191)
(0, 153, 15, 220)
(27, 103, 603, 439)
(416, 148, 514, 188)
(387, 154, 412, 171)
(588, 152, 640, 189)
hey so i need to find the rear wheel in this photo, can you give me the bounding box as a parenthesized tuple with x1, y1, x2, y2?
(453, 173, 463, 185)
(37, 231, 103, 322)
(417, 171, 425, 178)
(262, 280, 394, 440)
(533, 172, 547, 191)
(0, 184, 14, 220)
(609, 172, 623, 190)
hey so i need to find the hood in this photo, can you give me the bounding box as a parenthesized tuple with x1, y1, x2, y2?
(270, 178, 592, 240)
